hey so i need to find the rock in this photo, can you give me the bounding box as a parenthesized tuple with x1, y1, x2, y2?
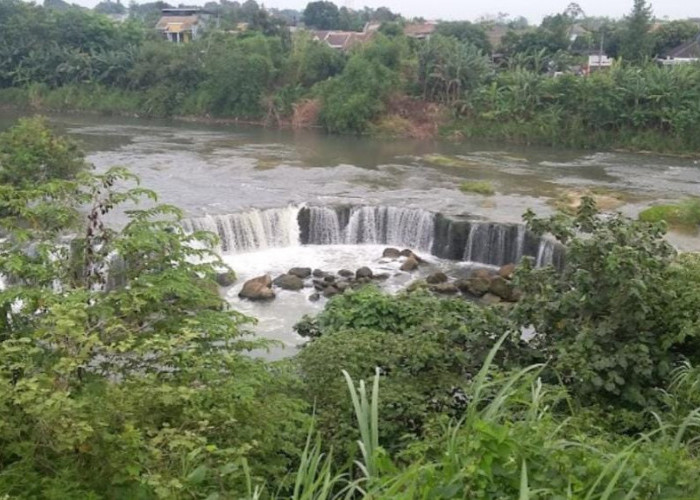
(489, 276, 517, 301)
(215, 270, 237, 287)
(400, 257, 419, 272)
(373, 272, 390, 281)
(338, 269, 354, 278)
(426, 272, 448, 284)
(430, 283, 459, 294)
(308, 292, 321, 302)
(336, 281, 350, 292)
(357, 277, 371, 284)
(323, 275, 336, 283)
(273, 274, 304, 291)
(406, 279, 427, 292)
(382, 247, 402, 259)
(323, 286, 340, 298)
(400, 249, 424, 262)
(455, 277, 491, 297)
(472, 268, 494, 280)
(312, 279, 325, 291)
(288, 267, 312, 279)
(480, 293, 502, 305)
(238, 275, 275, 301)
(312, 269, 326, 278)
(356, 266, 373, 279)
(498, 263, 516, 280)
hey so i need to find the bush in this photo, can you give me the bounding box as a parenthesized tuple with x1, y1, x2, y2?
(459, 180, 495, 195)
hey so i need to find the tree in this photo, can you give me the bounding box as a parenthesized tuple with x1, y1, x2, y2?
(0, 120, 309, 497)
(619, 0, 653, 63)
(515, 197, 700, 418)
(302, 1, 340, 30)
(435, 21, 492, 54)
(653, 20, 700, 56)
(0, 117, 88, 187)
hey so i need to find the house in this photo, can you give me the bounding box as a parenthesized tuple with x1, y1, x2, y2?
(585, 54, 613, 74)
(309, 23, 378, 51)
(658, 34, 700, 66)
(155, 8, 212, 43)
(403, 22, 437, 39)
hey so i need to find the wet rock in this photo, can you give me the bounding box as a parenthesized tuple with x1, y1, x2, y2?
(239, 275, 275, 301)
(480, 293, 502, 305)
(312, 269, 326, 278)
(373, 272, 390, 281)
(336, 281, 350, 292)
(472, 268, 494, 280)
(400, 249, 424, 263)
(312, 279, 326, 291)
(382, 247, 402, 259)
(406, 279, 428, 292)
(309, 292, 321, 302)
(430, 283, 459, 294)
(273, 274, 304, 291)
(356, 266, 373, 279)
(455, 277, 490, 297)
(489, 276, 517, 301)
(215, 270, 237, 287)
(498, 263, 516, 280)
(323, 275, 336, 283)
(400, 257, 419, 272)
(338, 269, 354, 278)
(288, 267, 312, 279)
(323, 286, 340, 298)
(426, 272, 448, 284)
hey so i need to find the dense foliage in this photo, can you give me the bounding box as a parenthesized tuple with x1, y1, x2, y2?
(1, 114, 700, 496)
(1, 0, 700, 151)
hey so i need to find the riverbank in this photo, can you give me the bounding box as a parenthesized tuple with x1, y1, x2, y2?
(2, 83, 700, 157)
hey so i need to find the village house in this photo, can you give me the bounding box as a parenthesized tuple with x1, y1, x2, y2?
(658, 34, 700, 66)
(155, 8, 213, 43)
(309, 23, 380, 51)
(403, 21, 437, 39)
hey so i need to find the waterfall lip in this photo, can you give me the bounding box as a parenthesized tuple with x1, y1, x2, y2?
(183, 204, 565, 269)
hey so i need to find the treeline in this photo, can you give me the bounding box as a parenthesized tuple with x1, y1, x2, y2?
(2, 0, 700, 151)
(2, 117, 700, 497)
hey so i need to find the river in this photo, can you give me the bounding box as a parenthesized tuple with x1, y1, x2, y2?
(2, 111, 699, 357)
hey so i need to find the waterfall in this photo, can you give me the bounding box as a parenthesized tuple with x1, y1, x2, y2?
(185, 206, 300, 253)
(463, 222, 523, 266)
(344, 206, 434, 251)
(183, 205, 564, 269)
(306, 206, 343, 245)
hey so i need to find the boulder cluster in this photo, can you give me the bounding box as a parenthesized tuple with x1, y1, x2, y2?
(236, 247, 521, 305)
(238, 265, 391, 302)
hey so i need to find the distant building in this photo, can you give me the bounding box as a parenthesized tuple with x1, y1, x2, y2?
(585, 54, 613, 73)
(155, 8, 213, 43)
(658, 34, 700, 66)
(403, 21, 437, 39)
(310, 29, 375, 51)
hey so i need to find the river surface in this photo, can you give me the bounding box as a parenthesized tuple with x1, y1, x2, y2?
(2, 111, 699, 358)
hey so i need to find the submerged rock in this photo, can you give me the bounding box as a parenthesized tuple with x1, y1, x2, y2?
(471, 268, 494, 280)
(382, 247, 402, 259)
(308, 292, 321, 302)
(312, 269, 326, 278)
(338, 269, 354, 278)
(288, 267, 312, 279)
(356, 267, 373, 279)
(426, 272, 448, 284)
(273, 274, 304, 291)
(239, 275, 275, 301)
(215, 270, 237, 287)
(400, 257, 419, 272)
(430, 282, 459, 294)
(373, 272, 390, 281)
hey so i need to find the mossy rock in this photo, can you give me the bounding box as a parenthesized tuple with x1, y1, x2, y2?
(423, 154, 478, 168)
(459, 181, 495, 195)
(639, 199, 700, 229)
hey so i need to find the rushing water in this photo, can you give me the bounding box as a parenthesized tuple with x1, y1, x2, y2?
(1, 111, 698, 358)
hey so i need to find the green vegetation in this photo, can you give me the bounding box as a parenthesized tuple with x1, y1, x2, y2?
(459, 180, 495, 195)
(639, 198, 700, 228)
(1, 0, 700, 151)
(2, 115, 700, 496)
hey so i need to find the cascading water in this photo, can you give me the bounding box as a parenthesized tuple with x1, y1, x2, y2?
(344, 206, 434, 251)
(183, 205, 564, 268)
(183, 206, 300, 253)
